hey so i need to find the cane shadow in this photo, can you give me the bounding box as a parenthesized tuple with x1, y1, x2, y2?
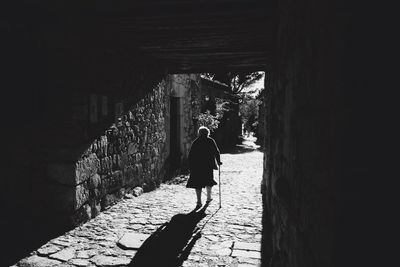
(127, 204, 210, 267)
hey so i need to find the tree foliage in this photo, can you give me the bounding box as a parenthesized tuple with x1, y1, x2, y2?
(196, 111, 220, 132)
(215, 97, 231, 117)
(240, 94, 262, 134)
(196, 97, 232, 132)
(200, 71, 264, 135)
(203, 71, 264, 94)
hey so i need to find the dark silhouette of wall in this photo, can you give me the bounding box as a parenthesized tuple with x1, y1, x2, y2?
(261, 0, 397, 266)
(0, 14, 174, 265)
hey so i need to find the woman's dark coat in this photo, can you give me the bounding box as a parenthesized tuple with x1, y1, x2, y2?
(186, 135, 221, 189)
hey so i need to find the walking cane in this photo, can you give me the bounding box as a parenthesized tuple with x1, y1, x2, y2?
(218, 164, 222, 208)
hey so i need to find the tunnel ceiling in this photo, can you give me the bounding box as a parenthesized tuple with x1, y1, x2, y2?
(112, 0, 274, 73)
(8, 0, 273, 73)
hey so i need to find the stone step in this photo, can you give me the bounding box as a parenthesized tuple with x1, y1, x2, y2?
(233, 241, 261, 252)
(117, 232, 150, 250)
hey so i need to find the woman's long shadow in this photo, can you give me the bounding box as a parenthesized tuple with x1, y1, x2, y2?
(127, 204, 210, 267)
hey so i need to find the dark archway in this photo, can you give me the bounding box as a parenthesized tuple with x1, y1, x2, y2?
(1, 1, 394, 266)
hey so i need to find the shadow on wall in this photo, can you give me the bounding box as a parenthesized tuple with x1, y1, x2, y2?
(127, 206, 209, 267)
(0, 75, 169, 266)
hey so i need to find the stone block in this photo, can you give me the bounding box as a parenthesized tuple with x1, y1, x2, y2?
(89, 174, 101, 189)
(103, 194, 119, 208)
(90, 255, 131, 266)
(119, 188, 126, 197)
(69, 259, 91, 267)
(49, 247, 76, 261)
(76, 153, 100, 184)
(75, 184, 90, 210)
(132, 186, 143, 197)
(233, 242, 261, 251)
(125, 187, 133, 195)
(91, 200, 101, 218)
(142, 181, 156, 192)
(71, 204, 91, 225)
(231, 250, 261, 259)
(37, 244, 62, 256)
(117, 233, 150, 250)
(102, 174, 118, 194)
(111, 170, 123, 189)
(120, 151, 129, 167)
(135, 164, 143, 176)
(18, 255, 62, 267)
(124, 193, 134, 199)
(215, 248, 232, 256)
(92, 188, 102, 198)
(152, 147, 159, 157)
(75, 250, 91, 259)
(123, 166, 135, 186)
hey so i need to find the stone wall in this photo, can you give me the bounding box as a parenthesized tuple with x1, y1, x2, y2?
(1, 61, 200, 264)
(43, 79, 170, 225)
(261, 0, 340, 266)
(260, 0, 396, 266)
(40, 74, 201, 226)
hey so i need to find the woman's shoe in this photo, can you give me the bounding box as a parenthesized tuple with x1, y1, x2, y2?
(206, 198, 213, 204)
(196, 202, 202, 209)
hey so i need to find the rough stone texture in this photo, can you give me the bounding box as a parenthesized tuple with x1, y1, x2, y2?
(231, 250, 261, 259)
(75, 184, 90, 210)
(261, 0, 341, 266)
(117, 233, 150, 249)
(38, 74, 201, 226)
(18, 255, 62, 267)
(170, 74, 202, 168)
(15, 145, 262, 267)
(68, 259, 91, 267)
(132, 187, 143, 197)
(49, 247, 76, 262)
(234, 242, 260, 251)
(37, 244, 62, 256)
(90, 255, 131, 266)
(1, 71, 201, 266)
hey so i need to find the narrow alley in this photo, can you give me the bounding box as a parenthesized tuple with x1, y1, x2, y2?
(4, 1, 392, 266)
(15, 146, 263, 267)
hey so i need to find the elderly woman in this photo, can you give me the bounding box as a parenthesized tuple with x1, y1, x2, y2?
(187, 126, 222, 208)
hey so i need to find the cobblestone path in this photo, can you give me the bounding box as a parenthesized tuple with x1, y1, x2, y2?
(14, 148, 263, 267)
